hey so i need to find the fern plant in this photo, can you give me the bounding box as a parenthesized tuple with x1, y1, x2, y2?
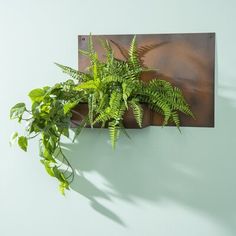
(10, 35, 194, 194)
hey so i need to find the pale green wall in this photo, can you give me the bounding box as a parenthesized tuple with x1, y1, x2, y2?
(1, 0, 236, 235)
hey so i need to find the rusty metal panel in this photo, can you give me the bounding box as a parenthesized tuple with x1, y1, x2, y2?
(78, 33, 215, 127)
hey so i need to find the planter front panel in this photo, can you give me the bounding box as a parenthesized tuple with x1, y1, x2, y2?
(78, 33, 215, 127)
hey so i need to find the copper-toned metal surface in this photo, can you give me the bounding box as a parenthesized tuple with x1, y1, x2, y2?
(78, 33, 215, 127)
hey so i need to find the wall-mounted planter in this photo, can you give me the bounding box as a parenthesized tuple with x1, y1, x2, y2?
(10, 32, 215, 194)
(78, 33, 215, 127)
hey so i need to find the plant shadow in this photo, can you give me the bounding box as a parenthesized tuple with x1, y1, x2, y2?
(66, 169, 126, 226)
(60, 93, 236, 232)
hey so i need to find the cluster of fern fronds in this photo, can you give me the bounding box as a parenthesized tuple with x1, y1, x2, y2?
(56, 35, 194, 148)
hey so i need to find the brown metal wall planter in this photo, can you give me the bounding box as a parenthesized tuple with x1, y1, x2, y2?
(78, 33, 215, 128)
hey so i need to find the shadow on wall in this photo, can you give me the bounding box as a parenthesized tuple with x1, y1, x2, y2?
(61, 93, 236, 232)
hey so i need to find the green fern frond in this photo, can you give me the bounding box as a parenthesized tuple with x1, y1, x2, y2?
(128, 99, 143, 127)
(55, 63, 92, 82)
(106, 59, 128, 79)
(63, 100, 79, 114)
(103, 75, 124, 84)
(142, 89, 172, 125)
(129, 35, 137, 61)
(79, 49, 100, 71)
(122, 82, 131, 108)
(154, 102, 171, 125)
(93, 107, 111, 124)
(97, 93, 109, 113)
(108, 120, 120, 149)
(171, 111, 181, 131)
(75, 80, 99, 90)
(80, 35, 101, 72)
(117, 103, 126, 122)
(91, 53, 99, 81)
(171, 87, 194, 117)
(88, 33, 94, 53)
(146, 79, 173, 92)
(79, 49, 90, 57)
(143, 79, 194, 125)
(124, 67, 142, 81)
(88, 94, 96, 127)
(109, 91, 122, 111)
(99, 38, 114, 63)
(128, 35, 141, 69)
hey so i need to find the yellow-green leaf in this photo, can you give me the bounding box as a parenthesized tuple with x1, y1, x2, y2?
(10, 132, 18, 146)
(63, 101, 78, 114)
(18, 136, 28, 152)
(10, 103, 26, 119)
(28, 88, 45, 102)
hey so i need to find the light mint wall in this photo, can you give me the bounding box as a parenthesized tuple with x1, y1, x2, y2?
(0, 0, 236, 235)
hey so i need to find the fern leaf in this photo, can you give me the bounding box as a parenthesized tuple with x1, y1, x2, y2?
(108, 120, 120, 149)
(55, 63, 92, 81)
(88, 33, 94, 53)
(171, 111, 181, 131)
(75, 80, 99, 90)
(128, 35, 141, 71)
(63, 100, 79, 114)
(92, 53, 99, 81)
(88, 94, 96, 127)
(79, 49, 90, 57)
(99, 38, 114, 63)
(93, 107, 111, 124)
(103, 75, 124, 84)
(129, 35, 137, 61)
(109, 91, 122, 112)
(128, 99, 143, 127)
(171, 87, 194, 117)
